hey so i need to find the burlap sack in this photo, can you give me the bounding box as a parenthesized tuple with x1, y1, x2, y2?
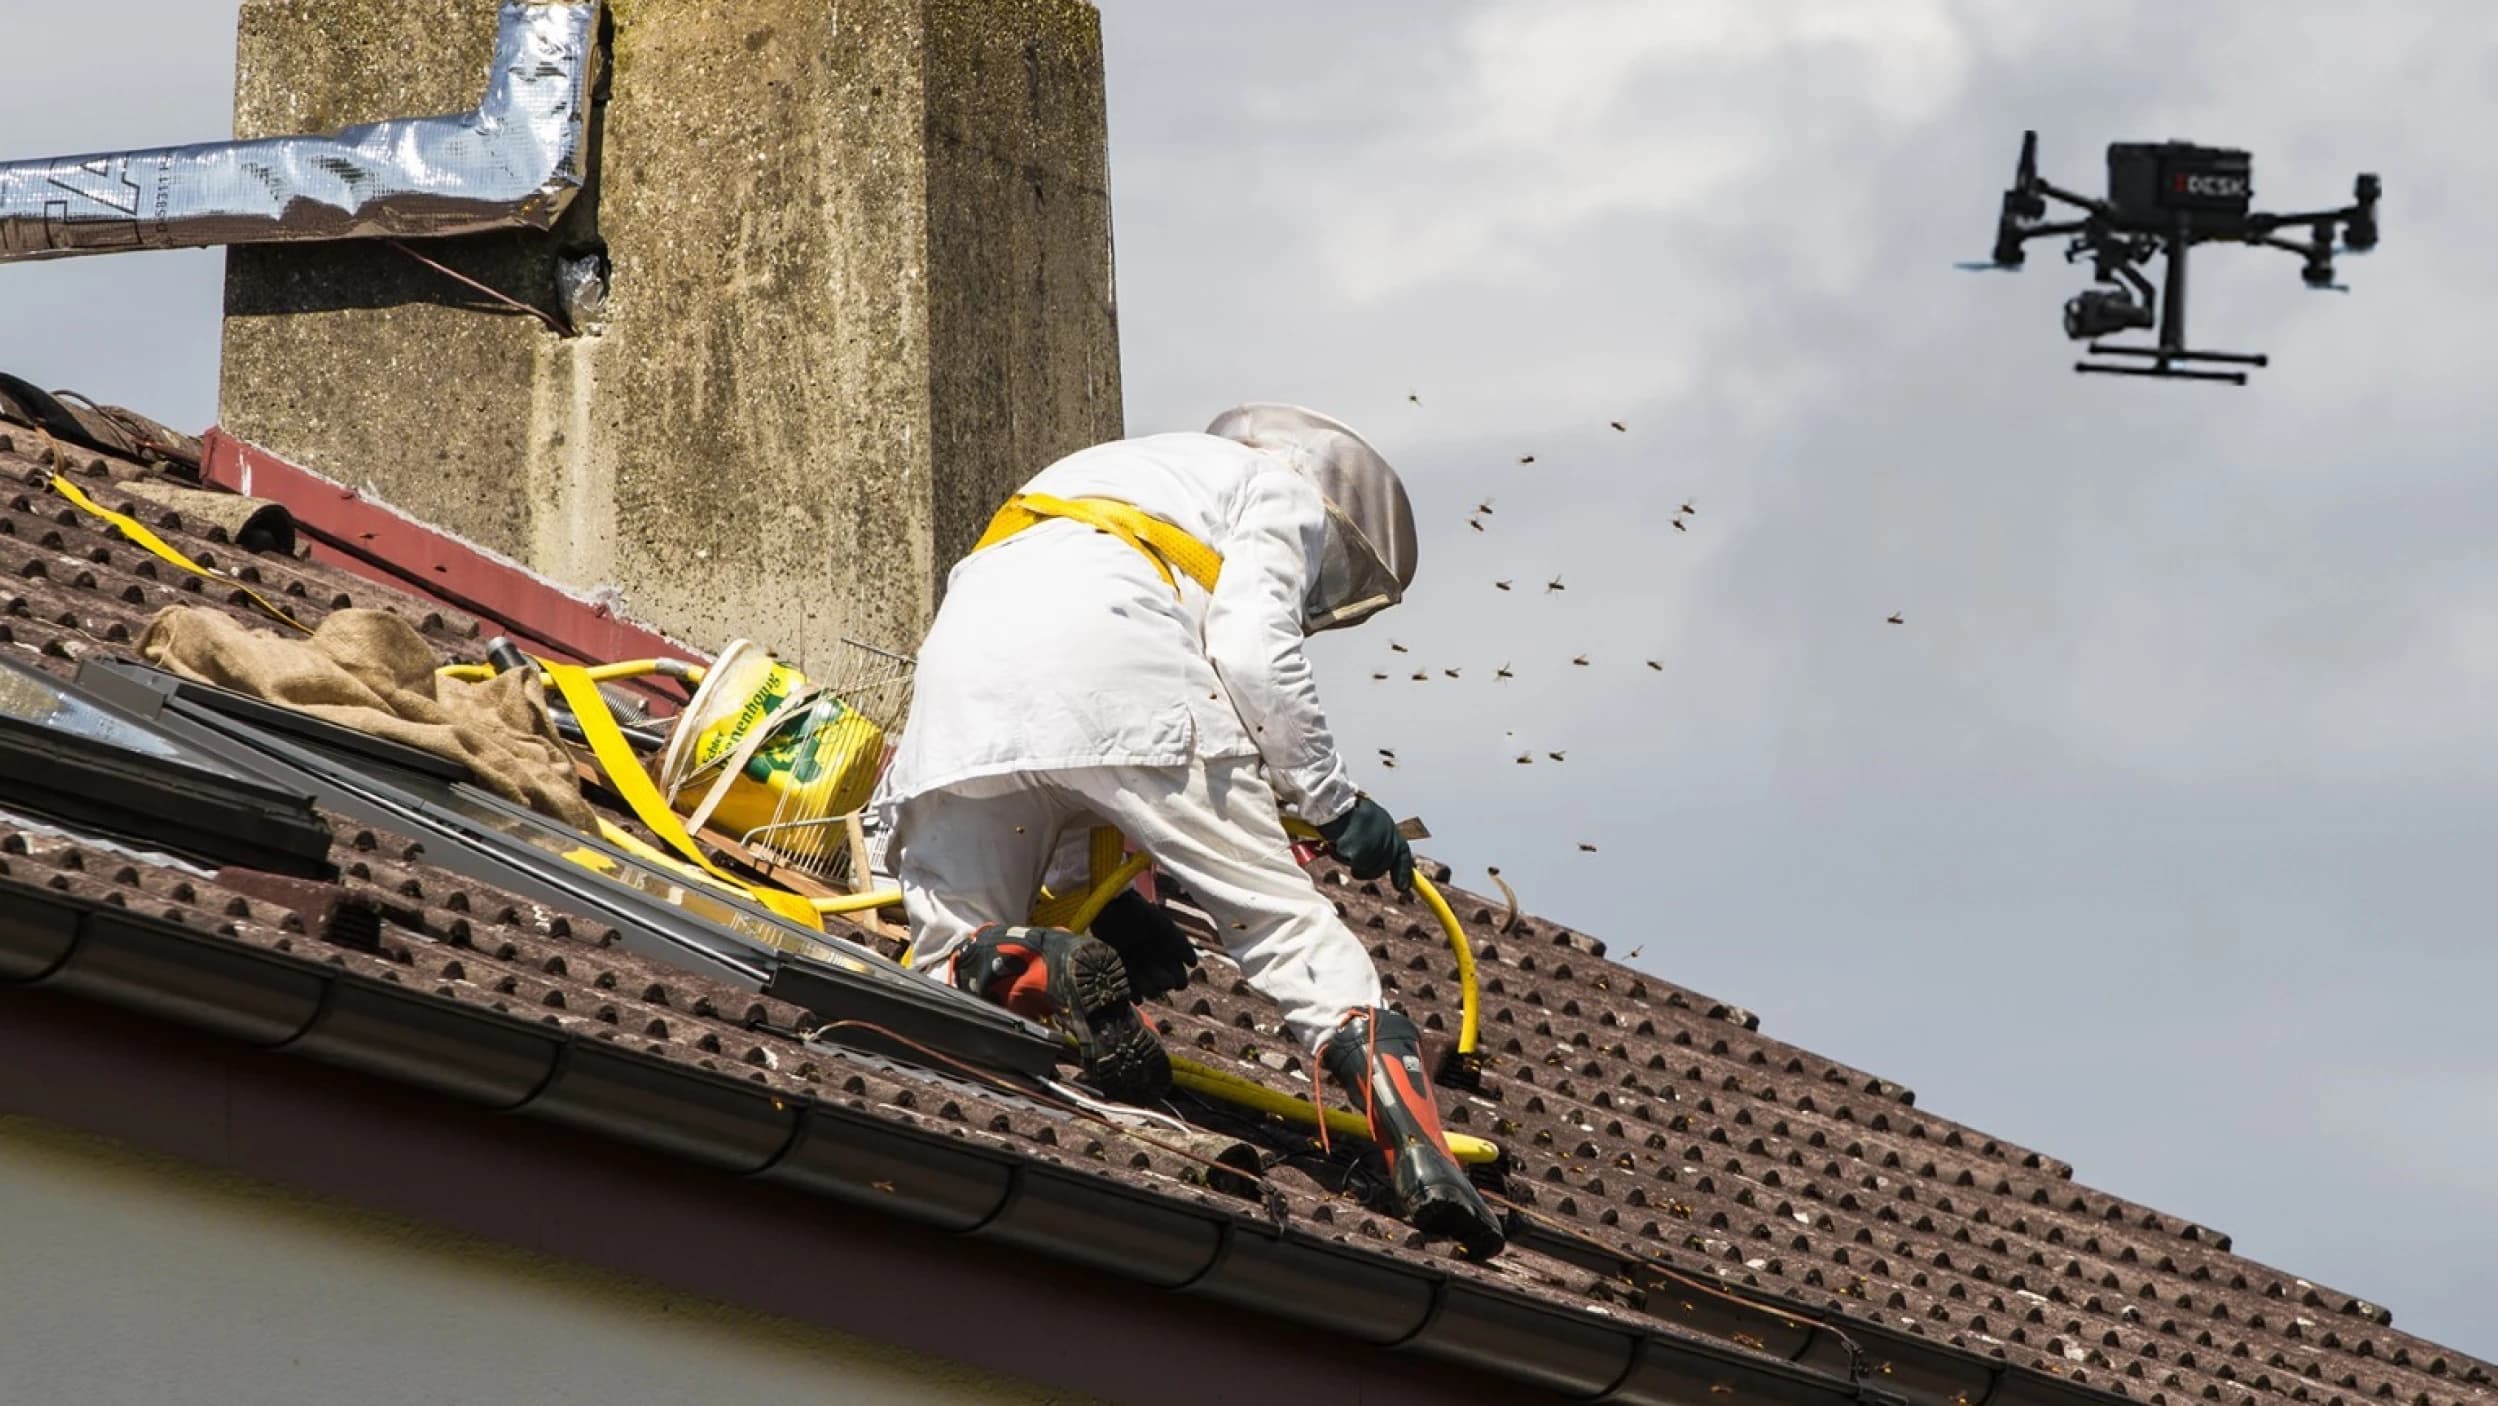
(140, 605, 594, 830)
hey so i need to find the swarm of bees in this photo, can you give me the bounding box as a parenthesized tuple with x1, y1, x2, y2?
(1354, 408, 1904, 866)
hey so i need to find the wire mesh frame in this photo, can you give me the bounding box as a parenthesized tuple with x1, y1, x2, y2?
(733, 636, 915, 882)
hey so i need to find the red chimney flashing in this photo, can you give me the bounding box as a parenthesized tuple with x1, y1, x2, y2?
(200, 429, 702, 712)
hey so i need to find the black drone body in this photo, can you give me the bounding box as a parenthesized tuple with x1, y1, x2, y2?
(1968, 131, 2381, 384)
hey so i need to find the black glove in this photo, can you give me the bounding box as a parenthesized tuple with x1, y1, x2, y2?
(1319, 796, 1414, 893)
(1087, 889, 1201, 1001)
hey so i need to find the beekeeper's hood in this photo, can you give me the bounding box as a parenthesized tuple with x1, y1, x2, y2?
(1206, 403, 1417, 632)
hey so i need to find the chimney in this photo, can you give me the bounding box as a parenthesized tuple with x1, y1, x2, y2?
(218, 0, 1122, 665)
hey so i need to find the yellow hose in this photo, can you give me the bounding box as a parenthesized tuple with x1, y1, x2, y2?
(1411, 873, 1481, 1056)
(440, 658, 707, 686)
(1048, 852, 1153, 934)
(1278, 819, 1478, 1056)
(1170, 1054, 1498, 1165)
(810, 888, 905, 916)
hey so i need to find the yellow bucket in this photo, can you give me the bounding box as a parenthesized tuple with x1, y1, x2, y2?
(652, 640, 888, 844)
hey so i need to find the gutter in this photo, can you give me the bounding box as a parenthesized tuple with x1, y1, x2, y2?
(2, 874, 1874, 1405)
(0, 0, 599, 264)
(1503, 1224, 2125, 1406)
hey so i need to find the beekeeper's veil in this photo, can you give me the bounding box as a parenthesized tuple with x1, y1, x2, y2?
(1206, 403, 1418, 632)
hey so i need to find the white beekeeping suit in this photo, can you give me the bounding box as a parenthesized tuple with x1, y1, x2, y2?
(875, 404, 1416, 1052)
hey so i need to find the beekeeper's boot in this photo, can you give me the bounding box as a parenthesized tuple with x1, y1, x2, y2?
(950, 925, 1171, 1102)
(1321, 1007, 1507, 1258)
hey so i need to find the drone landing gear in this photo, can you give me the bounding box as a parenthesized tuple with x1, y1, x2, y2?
(2071, 216, 2266, 385)
(2076, 343, 2267, 385)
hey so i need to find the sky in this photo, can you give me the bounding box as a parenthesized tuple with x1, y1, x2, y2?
(1, 0, 2493, 1357)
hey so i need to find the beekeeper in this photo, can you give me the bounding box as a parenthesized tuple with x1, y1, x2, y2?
(875, 403, 1505, 1257)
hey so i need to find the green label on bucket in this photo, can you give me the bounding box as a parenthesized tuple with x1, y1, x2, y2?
(692, 664, 799, 769)
(678, 657, 888, 833)
(747, 697, 853, 783)
(720, 670, 794, 755)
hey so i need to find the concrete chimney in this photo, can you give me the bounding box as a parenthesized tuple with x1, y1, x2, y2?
(218, 0, 1122, 667)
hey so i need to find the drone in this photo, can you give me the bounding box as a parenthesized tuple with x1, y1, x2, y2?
(1964, 131, 2381, 384)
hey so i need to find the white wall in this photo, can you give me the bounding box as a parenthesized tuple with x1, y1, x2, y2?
(0, 1115, 1098, 1406)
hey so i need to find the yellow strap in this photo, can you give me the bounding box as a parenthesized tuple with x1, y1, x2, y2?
(588, 816, 699, 882)
(588, 818, 748, 898)
(49, 473, 313, 634)
(543, 659, 826, 932)
(1087, 825, 1127, 890)
(1026, 826, 1141, 931)
(973, 494, 1222, 596)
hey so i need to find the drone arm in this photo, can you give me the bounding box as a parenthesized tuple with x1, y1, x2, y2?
(2243, 204, 2370, 242)
(2249, 204, 2360, 229)
(1988, 212, 2093, 269)
(2023, 218, 2093, 240)
(2031, 178, 2108, 216)
(1993, 216, 2090, 264)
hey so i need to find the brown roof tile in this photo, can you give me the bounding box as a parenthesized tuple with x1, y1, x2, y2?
(0, 432, 482, 669)
(1200, 870, 2494, 1406)
(0, 412, 2490, 1405)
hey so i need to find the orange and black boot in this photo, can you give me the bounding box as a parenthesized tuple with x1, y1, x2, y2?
(1321, 1007, 1507, 1258)
(949, 925, 1172, 1103)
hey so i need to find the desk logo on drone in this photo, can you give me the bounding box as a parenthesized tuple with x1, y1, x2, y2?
(2175, 172, 2249, 199)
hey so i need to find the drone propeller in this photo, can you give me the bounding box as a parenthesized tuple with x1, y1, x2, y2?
(1955, 258, 2021, 272)
(1987, 129, 2047, 267)
(2346, 172, 2381, 251)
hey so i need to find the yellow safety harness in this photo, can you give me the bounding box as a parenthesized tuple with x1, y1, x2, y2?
(967, 494, 1219, 931)
(973, 493, 1223, 595)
